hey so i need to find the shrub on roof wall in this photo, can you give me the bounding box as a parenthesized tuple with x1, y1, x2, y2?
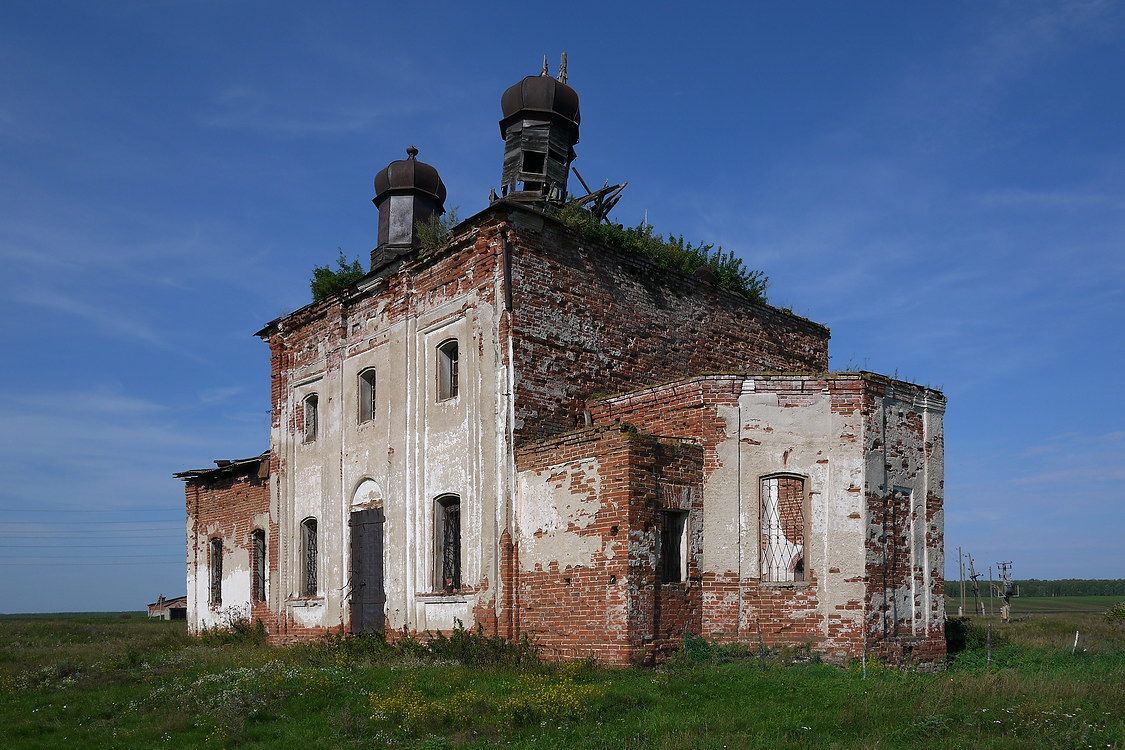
(310, 250, 365, 302)
(551, 203, 769, 303)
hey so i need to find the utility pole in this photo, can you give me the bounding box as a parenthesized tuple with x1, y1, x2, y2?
(958, 546, 966, 616)
(967, 553, 984, 616)
(997, 561, 1014, 622)
(989, 565, 994, 617)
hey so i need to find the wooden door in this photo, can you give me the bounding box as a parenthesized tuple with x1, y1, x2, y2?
(349, 508, 385, 634)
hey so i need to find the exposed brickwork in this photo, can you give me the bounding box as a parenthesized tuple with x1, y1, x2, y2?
(510, 427, 703, 665)
(503, 208, 829, 444)
(180, 201, 944, 668)
(589, 372, 946, 665)
(183, 460, 277, 631)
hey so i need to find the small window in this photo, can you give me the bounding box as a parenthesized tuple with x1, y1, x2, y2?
(434, 495, 461, 591)
(302, 394, 318, 442)
(358, 369, 377, 423)
(660, 510, 689, 583)
(252, 529, 266, 602)
(300, 518, 318, 597)
(521, 150, 546, 175)
(437, 339, 459, 401)
(209, 538, 223, 606)
(761, 475, 806, 582)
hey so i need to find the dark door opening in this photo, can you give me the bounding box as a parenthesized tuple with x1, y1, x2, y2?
(349, 508, 385, 634)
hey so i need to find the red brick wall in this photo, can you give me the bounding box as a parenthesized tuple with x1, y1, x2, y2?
(589, 374, 945, 664)
(511, 427, 704, 665)
(503, 209, 829, 444)
(184, 462, 276, 629)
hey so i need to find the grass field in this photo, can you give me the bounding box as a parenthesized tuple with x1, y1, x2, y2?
(948, 594, 1125, 616)
(1, 603, 1123, 749)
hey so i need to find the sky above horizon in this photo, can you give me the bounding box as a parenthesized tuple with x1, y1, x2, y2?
(1, 2, 1122, 612)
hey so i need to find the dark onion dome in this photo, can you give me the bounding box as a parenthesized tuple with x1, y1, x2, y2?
(373, 146, 447, 205)
(500, 74, 581, 133)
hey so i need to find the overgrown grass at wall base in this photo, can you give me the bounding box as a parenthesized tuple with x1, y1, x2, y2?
(1, 608, 1122, 749)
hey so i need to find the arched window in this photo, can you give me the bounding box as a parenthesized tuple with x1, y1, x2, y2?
(300, 518, 318, 597)
(251, 529, 266, 602)
(209, 538, 223, 606)
(434, 494, 461, 591)
(358, 369, 377, 423)
(437, 339, 459, 401)
(760, 474, 806, 583)
(302, 394, 318, 442)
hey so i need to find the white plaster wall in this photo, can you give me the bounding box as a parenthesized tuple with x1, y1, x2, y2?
(187, 529, 253, 631)
(515, 457, 604, 571)
(864, 387, 946, 637)
(734, 380, 868, 637)
(271, 280, 507, 634)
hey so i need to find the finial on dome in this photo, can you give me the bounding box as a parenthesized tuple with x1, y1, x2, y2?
(406, 145, 419, 159)
(557, 51, 568, 84)
(541, 54, 549, 76)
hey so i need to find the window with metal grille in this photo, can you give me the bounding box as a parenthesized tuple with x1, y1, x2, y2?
(209, 538, 223, 606)
(302, 393, 318, 442)
(437, 339, 458, 401)
(660, 510, 689, 583)
(300, 518, 317, 597)
(358, 369, 376, 423)
(760, 475, 806, 582)
(434, 495, 461, 591)
(252, 529, 266, 602)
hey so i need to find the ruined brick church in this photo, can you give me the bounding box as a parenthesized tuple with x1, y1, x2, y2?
(177, 61, 947, 665)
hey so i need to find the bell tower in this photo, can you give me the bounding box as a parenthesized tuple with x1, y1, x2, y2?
(498, 54, 581, 204)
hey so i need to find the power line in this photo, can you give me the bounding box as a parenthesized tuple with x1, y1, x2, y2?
(0, 561, 184, 566)
(0, 520, 183, 525)
(0, 507, 183, 514)
(0, 532, 185, 538)
(0, 543, 181, 548)
(0, 556, 184, 560)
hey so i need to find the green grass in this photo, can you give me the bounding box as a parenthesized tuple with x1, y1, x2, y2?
(1, 606, 1123, 749)
(949, 594, 1125, 615)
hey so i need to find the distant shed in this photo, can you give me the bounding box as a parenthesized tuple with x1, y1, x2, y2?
(147, 595, 187, 621)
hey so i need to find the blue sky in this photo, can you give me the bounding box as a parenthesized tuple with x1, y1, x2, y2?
(1, 2, 1122, 612)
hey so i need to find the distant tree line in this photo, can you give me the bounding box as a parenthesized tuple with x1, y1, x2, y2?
(950, 579, 1125, 597)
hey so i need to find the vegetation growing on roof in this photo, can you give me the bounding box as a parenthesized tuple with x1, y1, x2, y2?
(310, 250, 364, 302)
(416, 209, 459, 252)
(550, 203, 769, 303)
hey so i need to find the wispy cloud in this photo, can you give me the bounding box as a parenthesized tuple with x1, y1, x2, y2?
(198, 386, 244, 405)
(9, 286, 168, 349)
(198, 85, 427, 136)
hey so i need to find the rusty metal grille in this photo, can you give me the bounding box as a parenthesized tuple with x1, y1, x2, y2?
(302, 519, 317, 596)
(209, 538, 222, 605)
(252, 529, 266, 602)
(760, 476, 805, 582)
(438, 498, 461, 591)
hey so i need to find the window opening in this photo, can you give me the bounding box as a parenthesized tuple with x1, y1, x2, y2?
(301, 518, 318, 597)
(252, 529, 266, 602)
(435, 495, 461, 591)
(437, 339, 459, 401)
(303, 394, 318, 442)
(761, 475, 806, 582)
(209, 538, 223, 606)
(660, 510, 689, 583)
(358, 369, 377, 423)
(521, 151, 546, 175)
